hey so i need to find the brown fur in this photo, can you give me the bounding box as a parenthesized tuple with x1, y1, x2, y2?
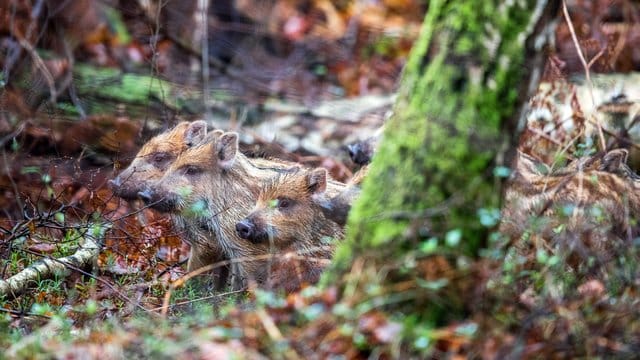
(237, 168, 343, 292)
(110, 121, 229, 275)
(142, 131, 347, 290)
(317, 165, 369, 226)
(110, 121, 209, 200)
(500, 149, 640, 267)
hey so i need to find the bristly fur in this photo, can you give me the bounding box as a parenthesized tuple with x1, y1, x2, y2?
(111, 121, 192, 199)
(240, 168, 344, 293)
(317, 165, 368, 226)
(145, 132, 347, 290)
(110, 121, 228, 275)
(501, 148, 640, 270)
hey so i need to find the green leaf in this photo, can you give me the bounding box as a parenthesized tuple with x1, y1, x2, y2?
(413, 336, 430, 349)
(536, 248, 549, 264)
(493, 166, 511, 178)
(54, 212, 65, 223)
(478, 208, 501, 227)
(445, 229, 462, 247)
(455, 322, 478, 337)
(419, 238, 438, 254)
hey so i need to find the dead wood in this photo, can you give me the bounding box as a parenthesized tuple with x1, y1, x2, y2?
(0, 223, 109, 298)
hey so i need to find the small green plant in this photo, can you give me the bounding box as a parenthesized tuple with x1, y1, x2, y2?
(363, 35, 398, 58)
(574, 137, 597, 158)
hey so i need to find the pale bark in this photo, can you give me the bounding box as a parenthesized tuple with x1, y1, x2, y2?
(0, 224, 108, 297)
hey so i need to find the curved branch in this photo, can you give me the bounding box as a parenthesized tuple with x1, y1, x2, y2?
(0, 223, 109, 298)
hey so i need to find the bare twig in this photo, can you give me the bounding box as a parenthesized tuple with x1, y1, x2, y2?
(1, 148, 24, 212)
(549, 129, 583, 171)
(160, 249, 333, 316)
(199, 0, 211, 116)
(146, 289, 244, 313)
(561, 0, 606, 151)
(160, 261, 219, 317)
(255, 307, 301, 360)
(13, 32, 58, 103)
(0, 306, 51, 319)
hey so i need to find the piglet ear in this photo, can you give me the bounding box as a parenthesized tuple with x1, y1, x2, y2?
(600, 148, 628, 173)
(216, 132, 239, 169)
(184, 120, 208, 146)
(306, 168, 327, 194)
(207, 129, 224, 142)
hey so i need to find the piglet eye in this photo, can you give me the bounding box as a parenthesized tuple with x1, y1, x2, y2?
(152, 152, 168, 164)
(277, 198, 291, 209)
(184, 165, 202, 176)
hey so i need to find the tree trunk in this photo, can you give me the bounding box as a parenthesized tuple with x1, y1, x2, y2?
(329, 0, 560, 307)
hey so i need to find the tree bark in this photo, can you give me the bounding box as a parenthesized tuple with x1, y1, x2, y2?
(330, 0, 560, 290)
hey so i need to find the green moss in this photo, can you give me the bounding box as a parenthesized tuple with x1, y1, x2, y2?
(103, 5, 131, 45)
(330, 0, 547, 280)
(73, 64, 176, 108)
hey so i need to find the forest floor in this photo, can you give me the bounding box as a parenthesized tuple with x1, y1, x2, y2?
(1, 0, 640, 358)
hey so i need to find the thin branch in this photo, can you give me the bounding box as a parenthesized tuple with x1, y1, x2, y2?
(561, 0, 607, 151)
(160, 249, 333, 316)
(199, 0, 211, 117)
(256, 307, 301, 360)
(0, 306, 52, 318)
(145, 289, 244, 313)
(13, 31, 58, 103)
(160, 261, 219, 317)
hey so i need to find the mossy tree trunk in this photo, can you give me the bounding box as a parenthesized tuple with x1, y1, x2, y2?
(329, 0, 560, 316)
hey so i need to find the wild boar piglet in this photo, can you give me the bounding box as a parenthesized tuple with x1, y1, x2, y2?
(141, 131, 343, 289)
(501, 148, 640, 268)
(236, 168, 344, 292)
